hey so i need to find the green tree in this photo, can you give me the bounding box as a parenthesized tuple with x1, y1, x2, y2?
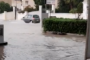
(77, 2, 83, 13)
(69, 8, 77, 13)
(0, 1, 13, 13)
(57, 0, 83, 13)
(69, 2, 83, 19)
(77, 2, 83, 19)
(64, 0, 83, 10)
(34, 0, 46, 10)
(64, 0, 74, 9)
(56, 0, 70, 13)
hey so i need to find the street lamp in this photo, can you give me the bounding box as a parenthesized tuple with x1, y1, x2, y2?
(15, 0, 18, 10)
(14, 0, 18, 20)
(14, 0, 22, 19)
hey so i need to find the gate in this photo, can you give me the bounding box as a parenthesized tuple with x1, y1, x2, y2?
(42, 9, 49, 20)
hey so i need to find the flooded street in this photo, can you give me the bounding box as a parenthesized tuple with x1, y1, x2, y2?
(0, 20, 86, 60)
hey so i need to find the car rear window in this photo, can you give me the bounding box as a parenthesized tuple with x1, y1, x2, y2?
(33, 15, 39, 18)
(26, 14, 32, 18)
(28, 15, 32, 18)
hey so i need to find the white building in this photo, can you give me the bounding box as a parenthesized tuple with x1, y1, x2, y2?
(12, 0, 35, 10)
(21, 0, 35, 9)
(11, 0, 59, 10)
(83, 0, 88, 19)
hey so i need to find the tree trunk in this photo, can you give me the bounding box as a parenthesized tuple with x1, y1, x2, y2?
(70, 0, 73, 9)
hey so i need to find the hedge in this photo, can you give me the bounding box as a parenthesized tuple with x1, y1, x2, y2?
(43, 18, 87, 35)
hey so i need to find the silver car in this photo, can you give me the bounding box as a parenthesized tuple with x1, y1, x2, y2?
(22, 14, 40, 23)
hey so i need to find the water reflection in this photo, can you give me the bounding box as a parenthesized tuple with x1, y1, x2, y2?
(0, 46, 5, 60)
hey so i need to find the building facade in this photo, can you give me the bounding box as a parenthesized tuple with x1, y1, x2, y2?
(54, 0, 59, 8)
(0, 0, 59, 10)
(12, 0, 35, 10)
(22, 0, 35, 8)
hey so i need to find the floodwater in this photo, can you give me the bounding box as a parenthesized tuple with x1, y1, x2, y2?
(0, 20, 86, 60)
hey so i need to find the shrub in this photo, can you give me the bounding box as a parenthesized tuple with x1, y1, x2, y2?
(69, 8, 77, 13)
(23, 5, 36, 12)
(55, 9, 60, 13)
(43, 18, 87, 35)
(77, 2, 83, 13)
(18, 10, 25, 13)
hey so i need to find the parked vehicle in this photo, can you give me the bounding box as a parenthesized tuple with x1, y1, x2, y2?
(32, 15, 40, 23)
(22, 14, 40, 23)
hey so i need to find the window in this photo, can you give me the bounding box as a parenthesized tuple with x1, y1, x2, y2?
(25, 1, 28, 4)
(28, 15, 32, 18)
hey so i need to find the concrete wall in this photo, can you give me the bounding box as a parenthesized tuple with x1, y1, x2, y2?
(50, 13, 83, 19)
(0, 13, 5, 20)
(0, 11, 15, 20)
(17, 12, 28, 20)
(6, 11, 15, 20)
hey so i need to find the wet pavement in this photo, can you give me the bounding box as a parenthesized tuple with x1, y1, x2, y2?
(0, 20, 86, 60)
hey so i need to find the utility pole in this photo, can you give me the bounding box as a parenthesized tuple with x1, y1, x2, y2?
(85, 0, 90, 60)
(14, 0, 18, 20)
(15, 0, 22, 20)
(15, 0, 17, 20)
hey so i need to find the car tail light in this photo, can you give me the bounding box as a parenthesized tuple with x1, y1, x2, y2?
(33, 18, 35, 20)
